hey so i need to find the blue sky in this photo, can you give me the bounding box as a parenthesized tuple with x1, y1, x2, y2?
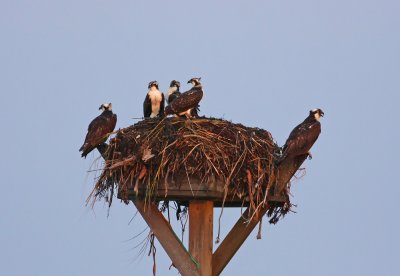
(1, 1, 399, 275)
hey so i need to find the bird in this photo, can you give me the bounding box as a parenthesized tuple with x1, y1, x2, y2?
(167, 80, 181, 104)
(79, 103, 117, 158)
(277, 108, 324, 164)
(143, 81, 165, 118)
(165, 77, 203, 118)
(167, 80, 200, 117)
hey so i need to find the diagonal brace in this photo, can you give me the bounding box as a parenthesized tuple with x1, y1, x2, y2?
(212, 155, 308, 276)
(133, 200, 200, 276)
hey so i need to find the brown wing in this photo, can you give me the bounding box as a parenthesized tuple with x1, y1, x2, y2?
(167, 91, 181, 104)
(282, 121, 321, 159)
(159, 93, 165, 115)
(80, 113, 117, 158)
(143, 94, 152, 118)
(165, 87, 203, 115)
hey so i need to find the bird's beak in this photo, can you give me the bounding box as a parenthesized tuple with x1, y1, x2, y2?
(187, 80, 191, 84)
(320, 111, 325, 117)
(98, 105, 103, 110)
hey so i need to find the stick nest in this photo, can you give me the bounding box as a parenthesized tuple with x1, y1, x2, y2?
(89, 117, 287, 220)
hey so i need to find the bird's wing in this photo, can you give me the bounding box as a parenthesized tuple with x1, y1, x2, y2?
(167, 88, 203, 115)
(84, 117, 112, 146)
(168, 92, 181, 104)
(143, 94, 152, 117)
(80, 115, 113, 157)
(79, 112, 117, 157)
(109, 114, 117, 132)
(283, 122, 321, 157)
(160, 93, 165, 115)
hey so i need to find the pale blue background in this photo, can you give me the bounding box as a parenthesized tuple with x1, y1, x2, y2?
(1, 1, 399, 275)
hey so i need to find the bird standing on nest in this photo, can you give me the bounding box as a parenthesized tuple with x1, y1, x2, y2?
(277, 108, 324, 164)
(79, 103, 117, 158)
(165, 77, 203, 118)
(143, 81, 165, 118)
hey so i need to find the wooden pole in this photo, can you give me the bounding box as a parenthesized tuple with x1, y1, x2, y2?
(212, 155, 308, 275)
(133, 200, 200, 276)
(189, 201, 214, 276)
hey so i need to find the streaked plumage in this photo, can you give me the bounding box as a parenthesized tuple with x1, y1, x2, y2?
(277, 108, 324, 164)
(143, 81, 165, 118)
(165, 77, 203, 118)
(79, 103, 117, 158)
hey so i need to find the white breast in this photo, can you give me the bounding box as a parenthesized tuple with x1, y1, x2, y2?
(148, 88, 163, 117)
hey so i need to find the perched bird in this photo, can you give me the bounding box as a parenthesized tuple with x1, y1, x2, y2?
(277, 108, 324, 164)
(165, 77, 203, 118)
(143, 81, 165, 118)
(79, 103, 117, 158)
(167, 80, 181, 104)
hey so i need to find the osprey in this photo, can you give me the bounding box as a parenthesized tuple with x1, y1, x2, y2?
(165, 77, 203, 118)
(167, 80, 181, 104)
(143, 81, 164, 118)
(79, 103, 117, 158)
(277, 108, 324, 164)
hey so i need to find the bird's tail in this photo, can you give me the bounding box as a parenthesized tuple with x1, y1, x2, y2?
(79, 143, 89, 158)
(79, 144, 85, 152)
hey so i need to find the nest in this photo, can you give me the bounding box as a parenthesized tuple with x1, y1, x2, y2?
(89, 117, 290, 222)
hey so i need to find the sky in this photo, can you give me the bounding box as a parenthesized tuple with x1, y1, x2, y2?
(1, 0, 399, 275)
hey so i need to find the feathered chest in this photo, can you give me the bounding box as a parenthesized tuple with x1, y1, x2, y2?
(148, 89, 163, 103)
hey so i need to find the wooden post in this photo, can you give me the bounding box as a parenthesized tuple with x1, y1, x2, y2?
(189, 201, 214, 276)
(133, 200, 200, 276)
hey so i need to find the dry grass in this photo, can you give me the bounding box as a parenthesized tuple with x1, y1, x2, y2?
(88, 117, 290, 221)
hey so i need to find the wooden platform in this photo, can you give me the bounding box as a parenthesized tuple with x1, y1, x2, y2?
(117, 173, 289, 207)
